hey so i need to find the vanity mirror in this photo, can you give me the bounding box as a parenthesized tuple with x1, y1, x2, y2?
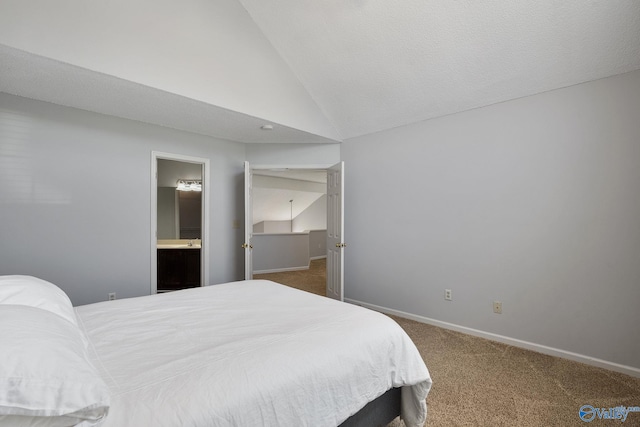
(157, 159, 202, 239)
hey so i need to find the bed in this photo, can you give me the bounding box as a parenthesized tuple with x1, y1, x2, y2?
(0, 275, 432, 427)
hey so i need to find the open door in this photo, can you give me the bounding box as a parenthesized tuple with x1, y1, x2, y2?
(326, 161, 344, 300)
(243, 161, 253, 279)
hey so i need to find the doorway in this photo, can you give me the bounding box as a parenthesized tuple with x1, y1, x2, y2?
(151, 152, 210, 294)
(251, 168, 328, 294)
(244, 162, 344, 300)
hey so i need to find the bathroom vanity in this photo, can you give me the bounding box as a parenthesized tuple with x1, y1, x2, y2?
(157, 239, 201, 292)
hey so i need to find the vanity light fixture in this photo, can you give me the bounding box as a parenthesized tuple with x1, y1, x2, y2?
(260, 124, 274, 131)
(176, 179, 202, 192)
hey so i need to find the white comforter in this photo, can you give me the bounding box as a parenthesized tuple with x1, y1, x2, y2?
(75, 280, 432, 427)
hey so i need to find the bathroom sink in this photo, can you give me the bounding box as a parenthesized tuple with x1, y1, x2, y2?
(157, 240, 201, 249)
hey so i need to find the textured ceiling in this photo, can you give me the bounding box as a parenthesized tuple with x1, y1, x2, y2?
(0, 44, 338, 144)
(2, 1, 639, 143)
(252, 171, 326, 224)
(239, 0, 640, 139)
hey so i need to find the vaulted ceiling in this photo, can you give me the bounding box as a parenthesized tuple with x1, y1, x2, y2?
(1, 1, 639, 143)
(239, 0, 640, 139)
(252, 171, 327, 225)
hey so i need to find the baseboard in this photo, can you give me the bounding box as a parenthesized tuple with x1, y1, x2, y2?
(256, 257, 325, 274)
(253, 265, 309, 274)
(345, 298, 640, 379)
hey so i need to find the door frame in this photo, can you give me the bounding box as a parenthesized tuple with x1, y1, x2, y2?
(244, 161, 253, 280)
(248, 163, 342, 298)
(151, 151, 210, 294)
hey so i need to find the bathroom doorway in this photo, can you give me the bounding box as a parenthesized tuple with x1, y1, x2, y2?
(151, 152, 210, 294)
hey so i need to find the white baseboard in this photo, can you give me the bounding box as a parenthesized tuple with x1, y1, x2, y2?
(255, 256, 325, 273)
(253, 265, 309, 274)
(345, 298, 640, 379)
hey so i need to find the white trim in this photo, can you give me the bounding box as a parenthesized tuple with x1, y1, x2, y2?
(151, 151, 210, 295)
(345, 298, 640, 379)
(253, 231, 310, 236)
(254, 266, 309, 274)
(310, 255, 327, 261)
(251, 163, 335, 170)
(244, 161, 253, 280)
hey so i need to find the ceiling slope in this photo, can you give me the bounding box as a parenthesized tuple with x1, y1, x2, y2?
(1, 1, 639, 142)
(0, 44, 339, 144)
(0, 0, 341, 143)
(239, 0, 640, 139)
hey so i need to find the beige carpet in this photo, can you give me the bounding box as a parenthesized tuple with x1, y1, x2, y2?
(254, 258, 327, 296)
(255, 260, 640, 426)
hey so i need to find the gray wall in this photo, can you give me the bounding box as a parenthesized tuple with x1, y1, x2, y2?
(0, 93, 245, 306)
(341, 71, 640, 370)
(245, 143, 340, 166)
(293, 194, 327, 232)
(157, 187, 178, 239)
(255, 220, 292, 233)
(309, 230, 327, 260)
(252, 233, 310, 273)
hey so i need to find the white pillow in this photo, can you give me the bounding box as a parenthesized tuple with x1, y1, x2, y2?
(0, 275, 78, 326)
(0, 305, 110, 426)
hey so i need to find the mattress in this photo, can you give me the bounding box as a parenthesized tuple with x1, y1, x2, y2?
(74, 280, 432, 427)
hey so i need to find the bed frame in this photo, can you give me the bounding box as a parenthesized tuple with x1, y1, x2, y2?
(339, 387, 401, 427)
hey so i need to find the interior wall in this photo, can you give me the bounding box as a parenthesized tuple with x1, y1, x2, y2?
(157, 187, 178, 239)
(293, 194, 327, 232)
(252, 233, 310, 273)
(341, 71, 640, 370)
(309, 230, 327, 260)
(0, 93, 245, 306)
(245, 143, 340, 166)
(157, 159, 202, 186)
(258, 220, 292, 233)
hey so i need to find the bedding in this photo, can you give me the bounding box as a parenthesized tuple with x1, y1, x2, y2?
(0, 275, 79, 327)
(0, 304, 110, 427)
(74, 279, 432, 427)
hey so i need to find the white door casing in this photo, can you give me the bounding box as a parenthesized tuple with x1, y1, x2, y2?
(243, 161, 253, 280)
(326, 161, 344, 301)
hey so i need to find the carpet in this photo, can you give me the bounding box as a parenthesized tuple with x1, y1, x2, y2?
(254, 260, 640, 426)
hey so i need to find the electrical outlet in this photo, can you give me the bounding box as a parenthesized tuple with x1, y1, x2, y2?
(108, 292, 116, 301)
(493, 301, 502, 314)
(444, 289, 452, 301)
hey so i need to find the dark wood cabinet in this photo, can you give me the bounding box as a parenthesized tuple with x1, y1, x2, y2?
(157, 249, 201, 291)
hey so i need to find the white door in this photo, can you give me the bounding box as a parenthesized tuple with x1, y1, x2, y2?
(326, 161, 344, 300)
(243, 161, 253, 279)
